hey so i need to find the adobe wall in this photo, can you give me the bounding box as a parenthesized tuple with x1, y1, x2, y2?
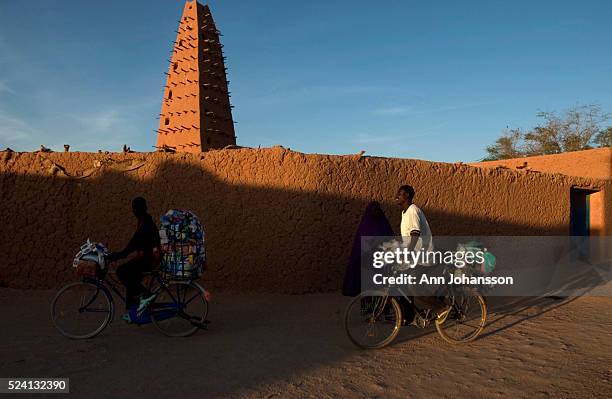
(471, 147, 611, 180)
(0, 148, 606, 292)
(471, 148, 611, 235)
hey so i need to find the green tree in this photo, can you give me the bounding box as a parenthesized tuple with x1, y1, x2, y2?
(593, 126, 612, 148)
(483, 104, 610, 160)
(523, 124, 563, 155)
(483, 128, 523, 161)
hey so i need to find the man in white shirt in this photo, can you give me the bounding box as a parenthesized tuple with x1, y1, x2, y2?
(397, 185, 434, 259)
(395, 185, 447, 318)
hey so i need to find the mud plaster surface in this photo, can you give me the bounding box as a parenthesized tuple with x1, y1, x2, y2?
(0, 147, 607, 292)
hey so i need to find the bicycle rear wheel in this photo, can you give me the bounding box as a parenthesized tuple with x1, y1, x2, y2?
(150, 280, 208, 337)
(435, 293, 486, 344)
(51, 281, 113, 339)
(344, 293, 402, 349)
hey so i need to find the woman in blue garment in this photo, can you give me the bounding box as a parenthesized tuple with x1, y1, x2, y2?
(342, 201, 394, 297)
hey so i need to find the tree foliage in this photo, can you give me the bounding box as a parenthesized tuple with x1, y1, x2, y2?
(593, 126, 612, 148)
(483, 104, 611, 161)
(483, 129, 523, 161)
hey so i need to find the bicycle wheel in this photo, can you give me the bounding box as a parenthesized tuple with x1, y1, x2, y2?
(435, 293, 486, 344)
(51, 281, 113, 339)
(150, 280, 208, 337)
(344, 293, 402, 349)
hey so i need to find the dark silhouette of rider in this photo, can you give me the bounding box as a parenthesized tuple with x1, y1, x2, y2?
(107, 197, 161, 320)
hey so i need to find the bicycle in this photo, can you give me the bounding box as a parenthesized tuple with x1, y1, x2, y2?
(344, 264, 487, 349)
(51, 241, 209, 339)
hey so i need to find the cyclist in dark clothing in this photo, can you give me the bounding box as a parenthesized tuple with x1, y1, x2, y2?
(107, 197, 161, 320)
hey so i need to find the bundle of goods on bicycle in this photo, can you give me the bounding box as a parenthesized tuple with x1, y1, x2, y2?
(72, 240, 109, 277)
(451, 241, 496, 277)
(159, 209, 206, 278)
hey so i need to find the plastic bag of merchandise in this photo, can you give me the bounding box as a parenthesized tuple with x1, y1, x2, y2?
(72, 239, 109, 278)
(159, 210, 206, 279)
(455, 241, 496, 275)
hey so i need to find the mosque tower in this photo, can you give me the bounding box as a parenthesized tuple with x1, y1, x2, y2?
(156, 0, 236, 152)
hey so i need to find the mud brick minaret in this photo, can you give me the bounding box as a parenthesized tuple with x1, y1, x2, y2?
(156, 0, 236, 152)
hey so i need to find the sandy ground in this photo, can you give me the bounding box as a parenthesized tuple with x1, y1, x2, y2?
(0, 288, 610, 399)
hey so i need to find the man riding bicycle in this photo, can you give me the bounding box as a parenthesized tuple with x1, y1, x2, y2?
(395, 185, 447, 319)
(107, 197, 161, 322)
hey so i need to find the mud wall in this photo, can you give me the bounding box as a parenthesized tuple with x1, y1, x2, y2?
(0, 148, 606, 292)
(471, 147, 611, 180)
(472, 147, 611, 236)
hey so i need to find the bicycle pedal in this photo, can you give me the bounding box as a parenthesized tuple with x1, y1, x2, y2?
(412, 313, 429, 329)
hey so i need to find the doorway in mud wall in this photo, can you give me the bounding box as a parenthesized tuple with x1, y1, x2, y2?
(570, 187, 603, 236)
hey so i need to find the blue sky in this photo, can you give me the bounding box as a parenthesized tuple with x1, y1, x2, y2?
(1, 0, 611, 162)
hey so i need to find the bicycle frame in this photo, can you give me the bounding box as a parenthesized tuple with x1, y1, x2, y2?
(54, 248, 210, 339)
(346, 264, 487, 348)
(81, 266, 164, 323)
(368, 278, 469, 328)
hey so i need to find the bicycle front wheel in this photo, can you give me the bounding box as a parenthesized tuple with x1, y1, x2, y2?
(435, 293, 486, 344)
(51, 281, 113, 339)
(344, 293, 402, 349)
(151, 280, 208, 337)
